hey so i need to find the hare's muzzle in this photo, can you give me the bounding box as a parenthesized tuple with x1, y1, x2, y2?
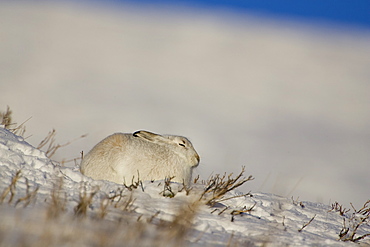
(194, 152, 200, 165)
(196, 153, 200, 162)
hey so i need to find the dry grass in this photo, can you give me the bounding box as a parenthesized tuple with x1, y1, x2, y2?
(74, 184, 99, 218)
(0, 170, 22, 204)
(0, 167, 238, 246)
(351, 200, 370, 216)
(328, 201, 350, 216)
(329, 200, 370, 242)
(106, 187, 137, 214)
(46, 178, 67, 219)
(143, 201, 200, 247)
(159, 176, 177, 198)
(14, 178, 39, 208)
(1, 166, 370, 246)
(0, 106, 29, 136)
(199, 166, 254, 206)
(70, 184, 186, 246)
(0, 171, 39, 208)
(1, 106, 86, 165)
(298, 214, 316, 232)
(338, 200, 370, 242)
(0, 106, 13, 129)
(37, 128, 87, 162)
(0, 171, 178, 246)
(123, 173, 145, 192)
(291, 196, 305, 208)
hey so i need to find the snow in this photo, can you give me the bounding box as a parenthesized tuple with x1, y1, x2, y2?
(1, 127, 369, 246)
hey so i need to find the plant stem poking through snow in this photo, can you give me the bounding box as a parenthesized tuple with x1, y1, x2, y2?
(338, 200, 370, 242)
(0, 170, 21, 204)
(0, 106, 29, 136)
(298, 214, 316, 232)
(328, 201, 350, 216)
(231, 203, 257, 222)
(0, 106, 13, 129)
(160, 176, 176, 198)
(37, 128, 87, 161)
(74, 184, 99, 217)
(47, 178, 67, 219)
(123, 174, 144, 192)
(199, 166, 253, 206)
(14, 178, 39, 208)
(351, 200, 370, 216)
(108, 188, 137, 213)
(291, 196, 305, 208)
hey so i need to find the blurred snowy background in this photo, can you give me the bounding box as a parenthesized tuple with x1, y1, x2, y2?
(1, 1, 369, 207)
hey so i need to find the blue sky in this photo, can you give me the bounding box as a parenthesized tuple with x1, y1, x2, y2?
(96, 0, 370, 30)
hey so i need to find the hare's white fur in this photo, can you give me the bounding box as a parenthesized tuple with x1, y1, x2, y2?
(80, 130, 200, 185)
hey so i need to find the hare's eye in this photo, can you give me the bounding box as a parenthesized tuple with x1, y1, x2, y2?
(178, 140, 186, 147)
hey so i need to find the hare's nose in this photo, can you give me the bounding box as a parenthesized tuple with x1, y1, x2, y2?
(195, 153, 200, 163)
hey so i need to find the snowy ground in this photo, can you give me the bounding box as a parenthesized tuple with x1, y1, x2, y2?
(1, 127, 369, 246)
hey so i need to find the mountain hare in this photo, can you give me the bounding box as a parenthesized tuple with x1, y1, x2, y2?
(80, 130, 200, 185)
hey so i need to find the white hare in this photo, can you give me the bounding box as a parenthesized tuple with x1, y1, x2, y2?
(80, 130, 200, 185)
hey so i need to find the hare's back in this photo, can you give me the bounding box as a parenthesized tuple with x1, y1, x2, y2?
(91, 133, 129, 154)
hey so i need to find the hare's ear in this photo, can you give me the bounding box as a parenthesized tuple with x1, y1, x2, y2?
(133, 130, 165, 143)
